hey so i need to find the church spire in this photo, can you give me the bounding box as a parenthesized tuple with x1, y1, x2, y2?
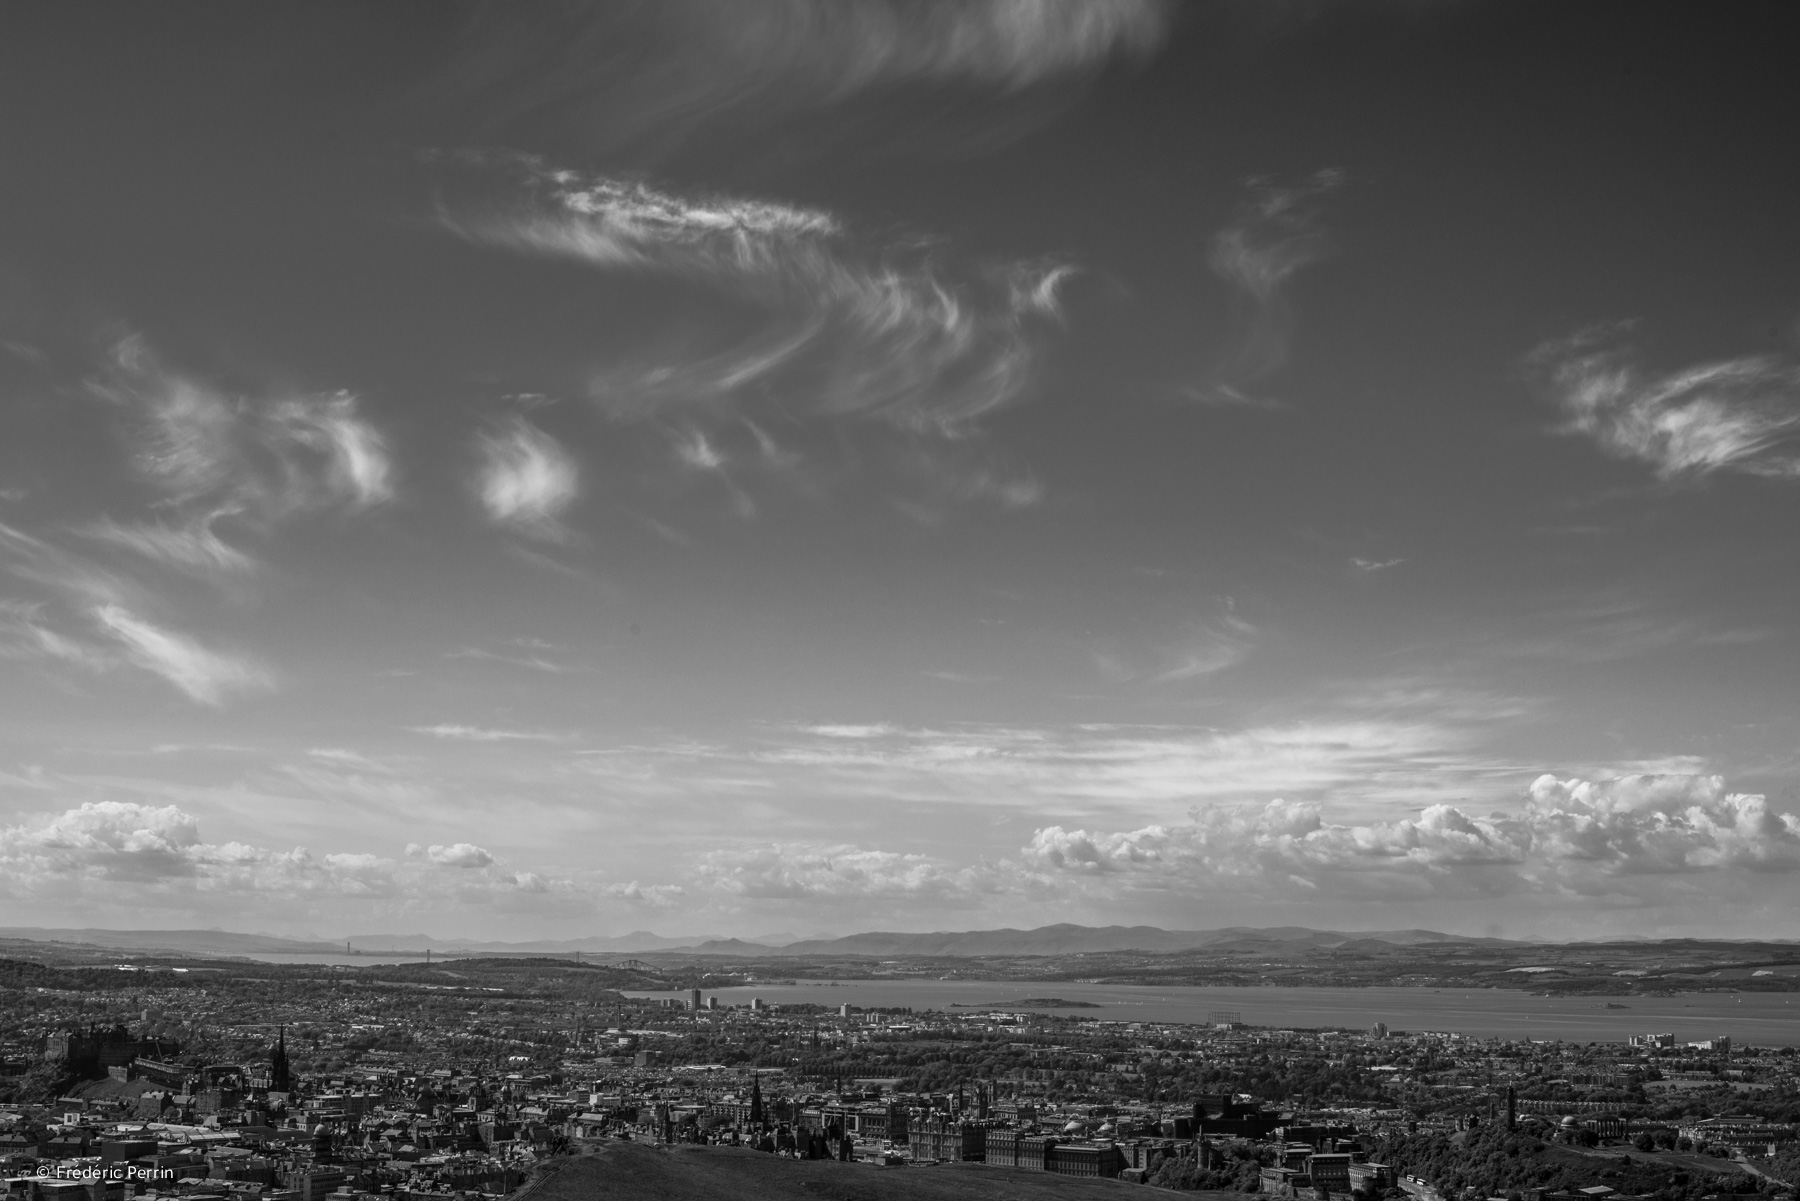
(270, 1024, 292, 1093)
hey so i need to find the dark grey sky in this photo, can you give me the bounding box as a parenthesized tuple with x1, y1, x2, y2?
(2, 1, 1797, 940)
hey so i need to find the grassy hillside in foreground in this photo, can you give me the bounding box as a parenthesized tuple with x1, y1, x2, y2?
(526, 1143, 1222, 1201)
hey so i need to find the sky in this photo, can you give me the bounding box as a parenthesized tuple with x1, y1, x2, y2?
(2, 0, 1798, 943)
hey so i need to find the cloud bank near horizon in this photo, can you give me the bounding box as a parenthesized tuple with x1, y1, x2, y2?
(5, 770, 1794, 936)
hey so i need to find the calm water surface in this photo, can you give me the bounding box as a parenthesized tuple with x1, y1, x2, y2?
(240, 952, 436, 966)
(627, 979, 1800, 1044)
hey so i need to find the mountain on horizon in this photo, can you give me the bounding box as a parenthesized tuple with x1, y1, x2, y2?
(0, 922, 1541, 961)
(0, 927, 342, 956)
(653, 923, 1526, 958)
(343, 931, 727, 953)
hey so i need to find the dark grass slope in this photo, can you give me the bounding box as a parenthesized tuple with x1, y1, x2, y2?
(527, 1143, 1223, 1201)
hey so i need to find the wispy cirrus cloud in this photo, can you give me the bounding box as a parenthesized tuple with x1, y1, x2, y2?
(98, 336, 393, 515)
(1531, 326, 1800, 480)
(437, 0, 1173, 152)
(688, 0, 1173, 95)
(723, 714, 1511, 823)
(0, 522, 266, 703)
(0, 339, 392, 700)
(0, 598, 108, 671)
(92, 603, 269, 706)
(475, 416, 580, 538)
(407, 724, 562, 743)
(446, 644, 567, 674)
(1084, 606, 1259, 685)
(441, 164, 1076, 437)
(1189, 169, 1345, 408)
(1150, 610, 1258, 683)
(80, 515, 255, 575)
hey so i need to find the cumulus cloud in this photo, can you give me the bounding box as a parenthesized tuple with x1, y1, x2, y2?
(443, 165, 1075, 436)
(476, 417, 580, 537)
(423, 842, 496, 868)
(1021, 773, 1800, 902)
(1530, 327, 1800, 480)
(1190, 169, 1345, 408)
(1521, 774, 1800, 873)
(0, 802, 658, 916)
(596, 880, 685, 907)
(0, 801, 389, 896)
(92, 604, 269, 706)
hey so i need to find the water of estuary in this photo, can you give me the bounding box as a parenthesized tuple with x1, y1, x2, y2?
(627, 980, 1800, 1045)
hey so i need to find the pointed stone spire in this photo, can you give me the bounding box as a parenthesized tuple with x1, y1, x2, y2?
(270, 1025, 292, 1093)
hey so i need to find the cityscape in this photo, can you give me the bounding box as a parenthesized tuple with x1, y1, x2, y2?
(2, 930, 1798, 1200)
(3, 1, 1798, 1200)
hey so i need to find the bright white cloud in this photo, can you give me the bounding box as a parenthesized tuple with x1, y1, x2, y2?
(1521, 774, 1800, 873)
(425, 841, 497, 869)
(92, 603, 269, 705)
(1532, 328, 1800, 479)
(0, 802, 656, 920)
(1020, 773, 1800, 904)
(476, 417, 580, 536)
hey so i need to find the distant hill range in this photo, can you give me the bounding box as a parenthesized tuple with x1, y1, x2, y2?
(339, 931, 737, 954)
(0, 927, 344, 957)
(0, 921, 1525, 961)
(665, 924, 1524, 958)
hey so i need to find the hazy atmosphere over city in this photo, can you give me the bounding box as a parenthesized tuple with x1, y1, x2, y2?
(2, 0, 1798, 943)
